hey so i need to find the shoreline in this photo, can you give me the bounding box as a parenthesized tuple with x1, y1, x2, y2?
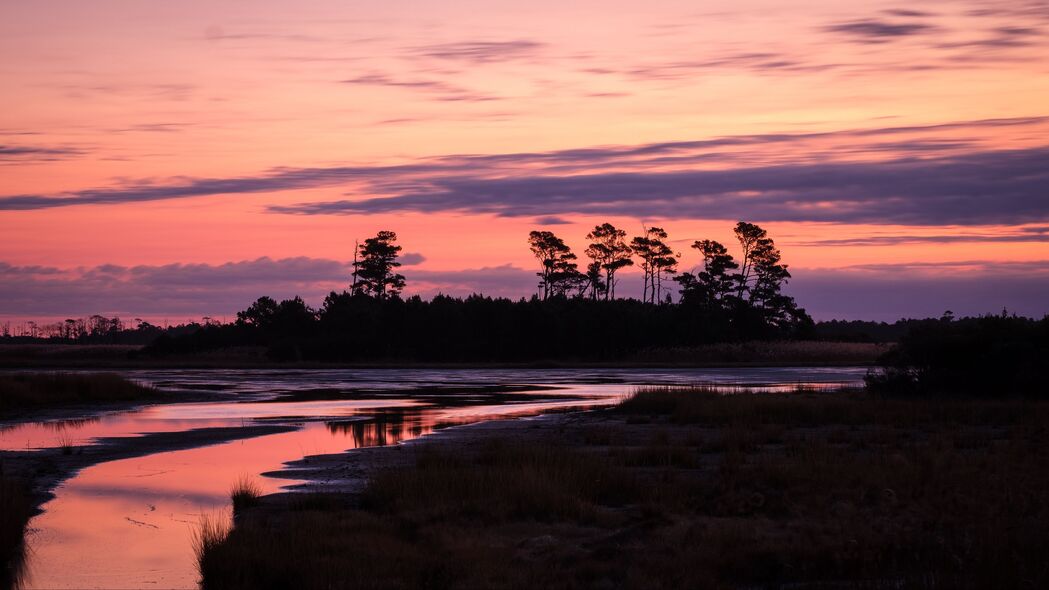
(0, 341, 890, 370)
(0, 359, 882, 370)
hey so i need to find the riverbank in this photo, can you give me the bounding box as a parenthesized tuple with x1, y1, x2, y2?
(205, 388, 1049, 589)
(0, 341, 888, 369)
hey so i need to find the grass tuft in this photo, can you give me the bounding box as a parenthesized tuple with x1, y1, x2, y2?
(193, 512, 232, 580)
(229, 476, 263, 512)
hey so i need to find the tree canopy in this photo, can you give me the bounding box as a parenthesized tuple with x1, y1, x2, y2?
(585, 223, 633, 300)
(352, 230, 406, 299)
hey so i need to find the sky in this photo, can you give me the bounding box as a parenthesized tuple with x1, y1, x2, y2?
(2, 0, 1048, 323)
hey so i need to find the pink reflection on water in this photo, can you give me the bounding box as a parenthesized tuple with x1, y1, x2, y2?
(0, 399, 425, 451)
(24, 417, 439, 589)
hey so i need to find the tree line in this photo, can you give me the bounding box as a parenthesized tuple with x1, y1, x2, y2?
(0, 315, 201, 344)
(140, 221, 817, 362)
(526, 221, 805, 330)
(866, 312, 1049, 397)
(341, 220, 807, 331)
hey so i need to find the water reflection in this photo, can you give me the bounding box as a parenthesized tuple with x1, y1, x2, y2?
(326, 410, 429, 448)
(13, 367, 868, 589)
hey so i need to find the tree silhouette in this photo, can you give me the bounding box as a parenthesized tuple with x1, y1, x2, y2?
(584, 223, 633, 300)
(584, 261, 607, 300)
(631, 227, 676, 303)
(745, 230, 800, 328)
(237, 296, 279, 327)
(733, 222, 767, 299)
(528, 230, 582, 299)
(676, 240, 738, 310)
(725, 221, 807, 329)
(353, 231, 406, 299)
(134, 222, 823, 361)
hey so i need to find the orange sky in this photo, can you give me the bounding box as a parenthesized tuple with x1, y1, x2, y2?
(2, 0, 1048, 321)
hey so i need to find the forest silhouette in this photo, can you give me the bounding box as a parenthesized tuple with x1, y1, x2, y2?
(144, 221, 816, 362)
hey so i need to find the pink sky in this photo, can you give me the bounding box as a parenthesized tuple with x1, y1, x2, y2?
(2, 0, 1048, 322)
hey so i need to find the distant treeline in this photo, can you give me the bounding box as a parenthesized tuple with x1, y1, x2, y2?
(143, 294, 817, 362)
(0, 316, 953, 347)
(141, 222, 823, 361)
(867, 313, 1049, 397)
(0, 316, 207, 345)
(9, 222, 1045, 369)
(15, 221, 828, 360)
(814, 319, 949, 342)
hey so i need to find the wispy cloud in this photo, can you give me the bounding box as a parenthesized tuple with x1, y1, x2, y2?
(409, 40, 546, 63)
(534, 216, 572, 225)
(202, 25, 324, 44)
(0, 144, 83, 161)
(882, 9, 937, 18)
(825, 18, 939, 42)
(626, 52, 833, 80)
(400, 252, 426, 266)
(793, 227, 1049, 246)
(339, 73, 499, 101)
(341, 73, 464, 93)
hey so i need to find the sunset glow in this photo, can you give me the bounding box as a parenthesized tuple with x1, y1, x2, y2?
(3, 0, 1048, 321)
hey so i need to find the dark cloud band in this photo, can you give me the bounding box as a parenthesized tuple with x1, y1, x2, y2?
(3, 117, 1047, 226)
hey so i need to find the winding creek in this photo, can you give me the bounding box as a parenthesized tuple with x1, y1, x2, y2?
(1, 367, 868, 589)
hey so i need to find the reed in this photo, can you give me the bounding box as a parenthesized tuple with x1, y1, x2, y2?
(229, 476, 263, 512)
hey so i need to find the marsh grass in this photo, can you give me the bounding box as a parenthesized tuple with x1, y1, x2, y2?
(0, 474, 33, 590)
(229, 476, 262, 512)
(0, 372, 159, 414)
(633, 340, 887, 365)
(56, 432, 76, 456)
(362, 442, 639, 524)
(199, 388, 1049, 589)
(193, 513, 232, 579)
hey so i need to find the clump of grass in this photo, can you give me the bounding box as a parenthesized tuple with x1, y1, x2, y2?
(193, 512, 231, 579)
(229, 476, 263, 512)
(0, 372, 159, 414)
(0, 474, 33, 590)
(56, 432, 76, 456)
